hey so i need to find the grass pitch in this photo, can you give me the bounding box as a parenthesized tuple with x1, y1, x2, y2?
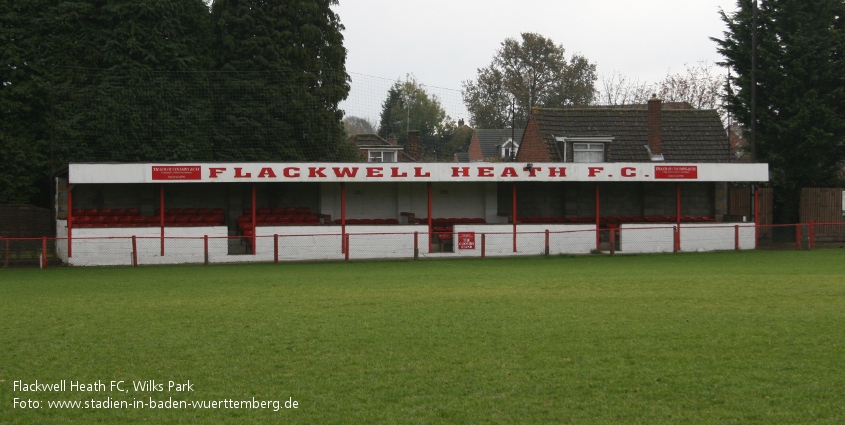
(1, 250, 844, 424)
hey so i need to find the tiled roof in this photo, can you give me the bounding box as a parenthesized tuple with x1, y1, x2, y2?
(533, 108, 731, 163)
(475, 129, 523, 159)
(347, 134, 395, 148)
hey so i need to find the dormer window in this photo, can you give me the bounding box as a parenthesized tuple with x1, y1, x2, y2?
(368, 151, 396, 163)
(554, 136, 614, 162)
(572, 143, 605, 162)
(500, 139, 519, 160)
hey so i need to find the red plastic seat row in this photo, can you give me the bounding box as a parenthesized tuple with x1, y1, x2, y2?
(331, 218, 402, 225)
(154, 207, 224, 216)
(243, 206, 311, 216)
(72, 208, 141, 217)
(71, 215, 224, 227)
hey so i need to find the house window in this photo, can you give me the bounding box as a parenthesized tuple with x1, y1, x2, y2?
(368, 151, 396, 163)
(573, 143, 605, 162)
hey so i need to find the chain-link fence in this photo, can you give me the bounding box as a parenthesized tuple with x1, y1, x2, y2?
(3, 222, 843, 269)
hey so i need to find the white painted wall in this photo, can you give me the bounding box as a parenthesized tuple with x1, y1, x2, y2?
(55, 222, 759, 266)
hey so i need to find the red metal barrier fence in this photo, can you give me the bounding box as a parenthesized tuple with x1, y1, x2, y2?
(1, 222, 843, 268)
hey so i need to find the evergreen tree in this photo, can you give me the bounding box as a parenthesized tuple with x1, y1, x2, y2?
(210, 0, 355, 161)
(713, 0, 845, 222)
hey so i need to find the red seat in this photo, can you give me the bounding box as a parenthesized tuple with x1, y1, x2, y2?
(189, 215, 205, 224)
(243, 207, 253, 216)
(112, 208, 126, 216)
(211, 208, 224, 215)
(271, 207, 286, 215)
(126, 208, 140, 216)
(347, 219, 361, 224)
(84, 208, 99, 216)
(386, 219, 399, 225)
(71, 208, 85, 216)
(146, 216, 161, 224)
(174, 215, 190, 225)
(197, 207, 211, 215)
(296, 207, 310, 214)
(182, 208, 197, 216)
(104, 216, 120, 225)
(98, 208, 112, 216)
(257, 207, 271, 215)
(168, 208, 183, 216)
(360, 219, 374, 224)
(132, 216, 147, 225)
(204, 215, 224, 224)
(78, 216, 92, 225)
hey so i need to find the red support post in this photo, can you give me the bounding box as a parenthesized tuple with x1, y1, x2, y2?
(428, 182, 433, 253)
(341, 182, 347, 253)
(795, 225, 802, 251)
(251, 184, 257, 255)
(735, 225, 740, 251)
(273, 234, 279, 263)
(808, 220, 815, 250)
(595, 184, 601, 251)
(41, 236, 48, 269)
(545, 229, 550, 256)
(609, 228, 615, 255)
(160, 185, 165, 256)
(512, 183, 517, 252)
(204, 235, 209, 265)
(132, 235, 138, 267)
(481, 233, 486, 259)
(67, 185, 73, 258)
(413, 231, 419, 260)
(676, 183, 682, 227)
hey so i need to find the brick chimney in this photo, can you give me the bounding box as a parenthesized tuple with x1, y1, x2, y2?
(405, 130, 421, 162)
(647, 94, 664, 161)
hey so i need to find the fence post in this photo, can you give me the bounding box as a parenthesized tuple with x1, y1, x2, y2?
(273, 234, 279, 264)
(673, 226, 679, 253)
(344, 234, 350, 263)
(609, 229, 615, 255)
(481, 233, 486, 259)
(4, 238, 8, 268)
(204, 235, 210, 265)
(413, 232, 418, 260)
(734, 225, 740, 251)
(808, 220, 815, 250)
(795, 225, 802, 251)
(41, 236, 48, 269)
(132, 235, 138, 267)
(545, 229, 550, 256)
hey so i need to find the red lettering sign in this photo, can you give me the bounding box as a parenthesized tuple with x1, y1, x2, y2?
(152, 166, 201, 180)
(458, 232, 476, 250)
(655, 166, 698, 179)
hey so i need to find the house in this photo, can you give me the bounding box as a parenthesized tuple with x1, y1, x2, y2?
(347, 134, 405, 162)
(517, 96, 731, 163)
(467, 128, 524, 162)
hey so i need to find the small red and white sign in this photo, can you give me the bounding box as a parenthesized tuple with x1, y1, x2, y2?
(152, 166, 202, 180)
(458, 232, 476, 250)
(654, 165, 698, 179)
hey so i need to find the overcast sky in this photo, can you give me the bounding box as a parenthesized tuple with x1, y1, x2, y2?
(333, 0, 739, 123)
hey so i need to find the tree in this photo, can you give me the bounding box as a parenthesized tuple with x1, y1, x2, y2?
(211, 0, 355, 162)
(597, 61, 726, 122)
(462, 33, 597, 129)
(377, 76, 455, 160)
(713, 0, 845, 222)
(342, 116, 376, 135)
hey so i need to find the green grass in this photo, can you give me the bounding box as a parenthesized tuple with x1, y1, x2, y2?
(1, 251, 844, 424)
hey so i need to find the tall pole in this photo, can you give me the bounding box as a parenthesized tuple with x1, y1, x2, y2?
(750, 0, 758, 163)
